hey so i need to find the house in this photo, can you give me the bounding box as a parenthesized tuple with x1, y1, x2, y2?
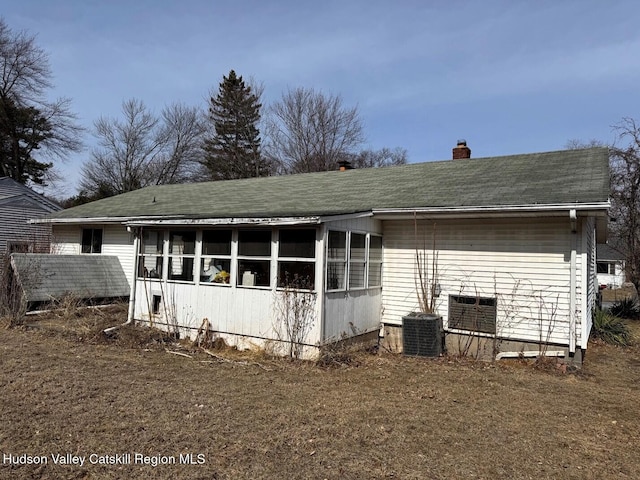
(596, 244, 626, 289)
(33, 146, 609, 363)
(0, 177, 62, 254)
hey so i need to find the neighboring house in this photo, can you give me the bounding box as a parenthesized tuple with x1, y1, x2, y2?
(596, 244, 626, 288)
(33, 147, 609, 364)
(0, 177, 62, 254)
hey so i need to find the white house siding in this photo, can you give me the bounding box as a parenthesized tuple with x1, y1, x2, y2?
(581, 217, 597, 347)
(381, 217, 587, 348)
(321, 216, 383, 342)
(0, 204, 53, 253)
(102, 225, 135, 287)
(134, 279, 323, 351)
(52, 225, 82, 254)
(52, 224, 134, 288)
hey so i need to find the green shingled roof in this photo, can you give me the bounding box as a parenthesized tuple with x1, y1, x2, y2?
(51, 148, 609, 221)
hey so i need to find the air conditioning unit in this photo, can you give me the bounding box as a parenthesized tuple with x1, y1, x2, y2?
(402, 313, 443, 357)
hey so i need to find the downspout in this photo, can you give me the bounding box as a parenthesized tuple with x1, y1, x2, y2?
(104, 227, 140, 333)
(569, 209, 577, 354)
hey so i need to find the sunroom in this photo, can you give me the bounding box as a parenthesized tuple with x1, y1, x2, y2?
(129, 220, 383, 355)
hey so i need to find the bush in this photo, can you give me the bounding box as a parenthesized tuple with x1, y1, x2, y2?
(609, 298, 640, 319)
(591, 309, 632, 346)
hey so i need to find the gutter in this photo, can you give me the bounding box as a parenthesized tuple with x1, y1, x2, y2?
(372, 202, 610, 219)
(30, 215, 324, 227)
(569, 209, 577, 354)
(125, 216, 322, 227)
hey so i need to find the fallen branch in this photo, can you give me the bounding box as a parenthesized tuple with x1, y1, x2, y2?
(202, 348, 272, 371)
(165, 349, 193, 359)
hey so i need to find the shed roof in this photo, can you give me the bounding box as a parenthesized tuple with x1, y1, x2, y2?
(11, 254, 130, 303)
(47, 147, 610, 222)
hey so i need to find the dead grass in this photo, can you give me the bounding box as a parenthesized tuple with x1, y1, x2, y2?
(1, 308, 640, 479)
(601, 283, 638, 303)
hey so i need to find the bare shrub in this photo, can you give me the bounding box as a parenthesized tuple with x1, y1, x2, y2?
(273, 274, 316, 360)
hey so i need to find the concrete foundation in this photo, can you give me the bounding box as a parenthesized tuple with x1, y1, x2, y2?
(379, 324, 584, 366)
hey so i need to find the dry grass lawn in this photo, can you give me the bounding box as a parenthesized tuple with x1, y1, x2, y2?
(1, 304, 639, 479)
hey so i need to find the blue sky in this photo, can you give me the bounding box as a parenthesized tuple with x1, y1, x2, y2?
(5, 0, 640, 197)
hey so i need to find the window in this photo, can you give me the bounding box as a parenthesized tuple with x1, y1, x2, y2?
(81, 228, 102, 253)
(277, 229, 316, 289)
(152, 295, 162, 315)
(597, 262, 615, 275)
(8, 242, 31, 253)
(168, 230, 196, 281)
(138, 230, 164, 278)
(201, 230, 232, 284)
(368, 235, 383, 287)
(237, 230, 271, 287)
(326, 231, 347, 291)
(349, 233, 366, 289)
(448, 295, 497, 334)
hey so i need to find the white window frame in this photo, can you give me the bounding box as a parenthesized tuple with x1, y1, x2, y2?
(137, 229, 164, 280)
(167, 230, 197, 283)
(326, 230, 348, 292)
(237, 229, 274, 288)
(277, 228, 317, 290)
(200, 229, 233, 286)
(348, 231, 367, 290)
(368, 234, 383, 288)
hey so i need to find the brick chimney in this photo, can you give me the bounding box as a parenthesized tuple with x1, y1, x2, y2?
(452, 139, 471, 160)
(338, 159, 353, 171)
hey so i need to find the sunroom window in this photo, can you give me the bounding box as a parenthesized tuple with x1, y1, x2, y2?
(201, 230, 232, 284)
(368, 235, 383, 287)
(168, 230, 196, 282)
(138, 230, 164, 278)
(237, 230, 271, 287)
(349, 233, 366, 289)
(277, 228, 316, 289)
(326, 231, 347, 291)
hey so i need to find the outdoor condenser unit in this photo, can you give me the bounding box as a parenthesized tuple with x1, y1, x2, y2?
(402, 313, 443, 357)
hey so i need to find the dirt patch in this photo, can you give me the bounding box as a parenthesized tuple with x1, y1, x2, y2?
(2, 308, 640, 479)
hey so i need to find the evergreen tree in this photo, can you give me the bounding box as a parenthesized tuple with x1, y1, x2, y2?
(0, 97, 53, 185)
(0, 18, 82, 186)
(202, 70, 267, 180)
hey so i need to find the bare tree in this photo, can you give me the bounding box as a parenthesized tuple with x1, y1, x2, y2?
(80, 99, 205, 196)
(351, 147, 408, 168)
(609, 117, 640, 289)
(565, 138, 606, 150)
(0, 18, 82, 185)
(265, 87, 364, 174)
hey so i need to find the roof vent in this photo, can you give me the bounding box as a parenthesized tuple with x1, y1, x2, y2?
(453, 140, 471, 160)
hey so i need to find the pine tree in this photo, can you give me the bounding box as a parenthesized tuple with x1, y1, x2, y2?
(0, 97, 53, 185)
(202, 70, 267, 180)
